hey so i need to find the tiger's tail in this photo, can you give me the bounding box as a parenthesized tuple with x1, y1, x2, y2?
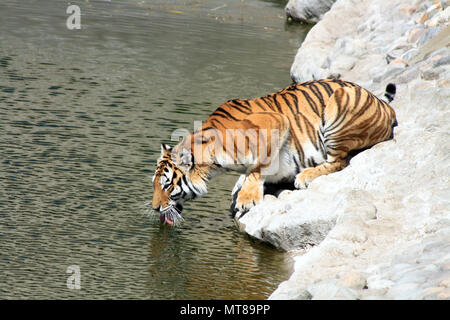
(381, 83, 398, 130)
(382, 83, 396, 104)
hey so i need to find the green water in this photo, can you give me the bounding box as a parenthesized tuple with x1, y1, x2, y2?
(0, 0, 311, 299)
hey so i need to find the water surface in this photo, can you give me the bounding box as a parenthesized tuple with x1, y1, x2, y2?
(0, 0, 310, 299)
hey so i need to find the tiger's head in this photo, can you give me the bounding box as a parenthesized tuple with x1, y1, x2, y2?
(151, 141, 211, 225)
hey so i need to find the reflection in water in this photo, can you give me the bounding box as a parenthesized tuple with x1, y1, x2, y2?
(147, 222, 294, 299)
(0, 0, 309, 299)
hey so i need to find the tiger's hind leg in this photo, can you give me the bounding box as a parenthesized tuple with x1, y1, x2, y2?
(295, 85, 394, 189)
(295, 157, 346, 189)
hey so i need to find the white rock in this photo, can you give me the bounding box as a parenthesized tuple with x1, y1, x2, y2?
(338, 272, 368, 289)
(237, 192, 339, 251)
(277, 189, 292, 200)
(307, 279, 360, 300)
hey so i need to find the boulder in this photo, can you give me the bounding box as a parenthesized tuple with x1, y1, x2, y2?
(285, 0, 337, 24)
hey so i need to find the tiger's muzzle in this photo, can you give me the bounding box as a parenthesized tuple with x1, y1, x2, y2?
(155, 203, 184, 225)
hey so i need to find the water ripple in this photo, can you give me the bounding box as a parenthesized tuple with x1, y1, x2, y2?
(0, 0, 307, 299)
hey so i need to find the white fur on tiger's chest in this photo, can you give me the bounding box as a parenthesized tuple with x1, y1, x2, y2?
(263, 152, 295, 183)
(301, 141, 327, 168)
(263, 142, 297, 183)
(264, 141, 326, 183)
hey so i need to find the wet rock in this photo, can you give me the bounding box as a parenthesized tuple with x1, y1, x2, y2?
(285, 0, 337, 24)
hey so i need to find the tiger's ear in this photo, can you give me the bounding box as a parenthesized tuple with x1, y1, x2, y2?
(160, 144, 172, 157)
(180, 148, 193, 171)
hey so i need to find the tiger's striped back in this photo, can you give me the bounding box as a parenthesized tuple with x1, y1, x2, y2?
(200, 79, 396, 170)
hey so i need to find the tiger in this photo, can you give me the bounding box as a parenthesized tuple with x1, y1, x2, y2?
(151, 79, 397, 225)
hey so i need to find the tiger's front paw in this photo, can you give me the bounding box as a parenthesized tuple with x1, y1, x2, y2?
(233, 185, 263, 217)
(294, 169, 315, 189)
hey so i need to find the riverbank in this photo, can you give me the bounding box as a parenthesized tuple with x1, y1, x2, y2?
(236, 0, 450, 299)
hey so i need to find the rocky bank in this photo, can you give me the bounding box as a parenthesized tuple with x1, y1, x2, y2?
(235, 0, 450, 299)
